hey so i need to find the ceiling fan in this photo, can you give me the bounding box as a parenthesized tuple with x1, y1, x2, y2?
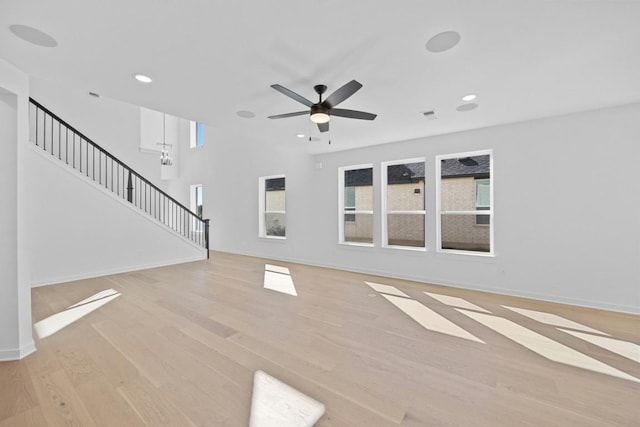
(268, 80, 377, 133)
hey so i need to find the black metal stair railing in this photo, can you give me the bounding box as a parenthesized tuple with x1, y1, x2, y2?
(29, 98, 209, 257)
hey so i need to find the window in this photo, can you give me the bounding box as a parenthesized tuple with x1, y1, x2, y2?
(437, 151, 493, 255)
(193, 184, 203, 218)
(190, 184, 203, 233)
(382, 159, 426, 249)
(259, 175, 286, 238)
(190, 121, 203, 148)
(339, 165, 373, 245)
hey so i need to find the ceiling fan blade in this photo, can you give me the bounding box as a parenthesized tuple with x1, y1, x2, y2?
(323, 80, 362, 108)
(270, 84, 314, 107)
(331, 108, 377, 120)
(318, 122, 329, 133)
(268, 111, 309, 119)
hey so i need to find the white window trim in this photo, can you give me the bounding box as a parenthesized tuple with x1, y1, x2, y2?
(258, 174, 286, 240)
(338, 164, 374, 247)
(381, 158, 427, 251)
(435, 149, 494, 257)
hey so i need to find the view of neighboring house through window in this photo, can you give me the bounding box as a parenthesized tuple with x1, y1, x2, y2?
(437, 151, 493, 254)
(190, 121, 203, 148)
(259, 175, 286, 238)
(475, 178, 490, 225)
(344, 186, 356, 222)
(339, 165, 373, 245)
(382, 159, 426, 249)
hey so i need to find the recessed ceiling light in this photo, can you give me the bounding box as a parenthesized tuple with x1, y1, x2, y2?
(236, 110, 256, 119)
(296, 134, 305, 138)
(456, 103, 479, 112)
(9, 24, 58, 47)
(426, 31, 461, 53)
(134, 74, 153, 83)
(462, 93, 477, 102)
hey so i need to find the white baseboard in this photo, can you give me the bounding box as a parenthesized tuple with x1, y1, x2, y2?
(214, 248, 640, 315)
(31, 254, 206, 288)
(0, 341, 36, 361)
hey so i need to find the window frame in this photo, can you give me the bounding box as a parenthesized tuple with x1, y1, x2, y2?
(435, 149, 494, 256)
(338, 164, 374, 247)
(381, 157, 427, 251)
(258, 174, 286, 240)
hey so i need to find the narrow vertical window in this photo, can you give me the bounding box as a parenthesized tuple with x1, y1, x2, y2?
(195, 185, 203, 218)
(190, 184, 203, 233)
(382, 159, 426, 249)
(259, 175, 286, 238)
(437, 151, 493, 255)
(190, 121, 203, 148)
(339, 165, 373, 245)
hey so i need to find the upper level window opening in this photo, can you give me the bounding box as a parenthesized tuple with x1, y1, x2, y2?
(190, 121, 203, 148)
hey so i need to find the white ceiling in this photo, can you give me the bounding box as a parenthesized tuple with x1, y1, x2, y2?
(2, 0, 640, 154)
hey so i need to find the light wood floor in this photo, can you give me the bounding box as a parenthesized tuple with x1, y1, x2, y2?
(1, 251, 639, 426)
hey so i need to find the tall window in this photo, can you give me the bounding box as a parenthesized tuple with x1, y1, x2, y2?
(190, 121, 203, 148)
(339, 165, 373, 245)
(190, 184, 203, 232)
(259, 175, 286, 238)
(382, 159, 426, 249)
(436, 150, 493, 255)
(194, 185, 203, 218)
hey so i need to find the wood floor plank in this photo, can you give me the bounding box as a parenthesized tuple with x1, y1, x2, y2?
(29, 370, 97, 427)
(0, 407, 49, 427)
(117, 377, 196, 427)
(0, 361, 39, 421)
(75, 375, 146, 427)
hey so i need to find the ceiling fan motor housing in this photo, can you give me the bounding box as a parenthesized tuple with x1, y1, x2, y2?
(310, 104, 329, 116)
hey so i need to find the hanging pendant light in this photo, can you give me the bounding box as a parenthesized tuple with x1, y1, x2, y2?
(157, 113, 173, 166)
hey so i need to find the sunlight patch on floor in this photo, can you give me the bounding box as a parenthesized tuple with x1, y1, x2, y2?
(265, 264, 291, 275)
(264, 265, 297, 296)
(457, 309, 639, 383)
(365, 282, 410, 298)
(502, 306, 607, 335)
(560, 329, 640, 363)
(424, 292, 491, 313)
(382, 294, 485, 343)
(34, 289, 121, 339)
(250, 370, 325, 427)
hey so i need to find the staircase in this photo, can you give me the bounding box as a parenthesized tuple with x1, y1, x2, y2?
(28, 98, 209, 256)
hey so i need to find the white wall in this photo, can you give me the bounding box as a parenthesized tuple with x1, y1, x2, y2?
(29, 78, 163, 188)
(194, 103, 640, 314)
(0, 59, 35, 360)
(26, 144, 206, 286)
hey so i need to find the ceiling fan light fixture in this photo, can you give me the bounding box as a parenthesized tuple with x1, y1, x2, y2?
(310, 112, 330, 123)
